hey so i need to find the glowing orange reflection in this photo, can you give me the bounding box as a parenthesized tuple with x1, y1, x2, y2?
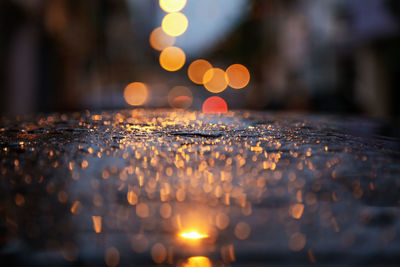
(226, 64, 250, 89)
(149, 27, 175, 51)
(105, 247, 120, 267)
(159, 0, 187, 13)
(202, 96, 228, 114)
(70, 201, 82, 214)
(123, 82, 148, 106)
(182, 256, 212, 267)
(160, 46, 186, 71)
(92, 216, 102, 233)
(290, 203, 304, 219)
(162, 12, 188, 37)
(179, 231, 208, 240)
(127, 189, 138, 205)
(168, 86, 193, 109)
(188, 59, 213, 85)
(203, 68, 228, 93)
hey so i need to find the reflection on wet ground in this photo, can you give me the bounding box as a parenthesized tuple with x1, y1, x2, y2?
(1, 110, 400, 266)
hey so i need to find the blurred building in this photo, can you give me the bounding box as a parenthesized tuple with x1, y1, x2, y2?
(0, 0, 149, 114)
(0, 0, 399, 119)
(241, 0, 400, 118)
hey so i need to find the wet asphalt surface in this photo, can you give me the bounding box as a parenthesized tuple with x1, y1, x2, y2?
(1, 110, 400, 266)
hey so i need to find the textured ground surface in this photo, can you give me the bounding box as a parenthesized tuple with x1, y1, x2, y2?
(1, 110, 400, 266)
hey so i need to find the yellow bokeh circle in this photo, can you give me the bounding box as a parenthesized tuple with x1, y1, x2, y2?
(226, 64, 250, 89)
(162, 12, 188, 37)
(159, 0, 187, 13)
(123, 82, 148, 106)
(149, 27, 175, 51)
(203, 68, 228, 93)
(159, 46, 186, 71)
(187, 59, 213, 85)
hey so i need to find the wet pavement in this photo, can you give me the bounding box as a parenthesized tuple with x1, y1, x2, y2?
(1, 110, 400, 266)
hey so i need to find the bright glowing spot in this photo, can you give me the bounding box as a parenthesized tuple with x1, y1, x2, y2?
(188, 59, 213, 85)
(127, 190, 138, 205)
(226, 64, 250, 89)
(124, 82, 148, 106)
(182, 256, 212, 267)
(202, 96, 228, 114)
(92, 216, 102, 233)
(162, 12, 188, 37)
(179, 231, 208, 240)
(149, 27, 175, 51)
(70, 201, 82, 214)
(290, 203, 304, 219)
(159, 46, 186, 71)
(168, 86, 193, 109)
(159, 0, 187, 13)
(203, 68, 228, 93)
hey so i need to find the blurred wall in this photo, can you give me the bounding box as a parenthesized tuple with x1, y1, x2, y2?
(0, 0, 144, 114)
(242, 0, 399, 117)
(1, 0, 399, 119)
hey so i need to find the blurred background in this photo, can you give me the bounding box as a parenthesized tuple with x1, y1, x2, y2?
(0, 0, 399, 119)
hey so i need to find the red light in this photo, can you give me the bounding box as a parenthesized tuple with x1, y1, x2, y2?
(202, 96, 228, 114)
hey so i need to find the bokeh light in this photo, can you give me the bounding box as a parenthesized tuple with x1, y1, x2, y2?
(149, 27, 176, 51)
(92, 216, 102, 233)
(179, 231, 208, 240)
(159, 46, 186, 71)
(203, 68, 228, 93)
(162, 12, 189, 37)
(202, 96, 228, 114)
(290, 203, 304, 219)
(105, 247, 120, 267)
(234, 221, 251, 240)
(136, 203, 149, 218)
(216, 212, 229, 230)
(181, 256, 212, 267)
(168, 86, 193, 109)
(289, 232, 306, 251)
(187, 59, 213, 85)
(131, 234, 149, 253)
(160, 203, 172, 219)
(159, 0, 187, 13)
(151, 243, 167, 264)
(123, 82, 148, 106)
(226, 64, 250, 89)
